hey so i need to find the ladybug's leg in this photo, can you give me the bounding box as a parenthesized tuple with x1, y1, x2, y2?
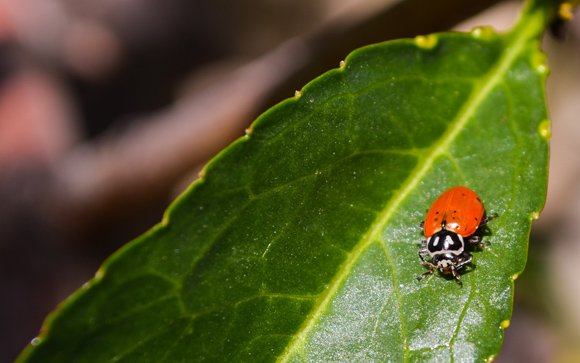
(417, 263, 436, 280)
(417, 250, 435, 281)
(418, 248, 429, 262)
(418, 269, 434, 281)
(455, 252, 473, 269)
(467, 235, 487, 248)
(450, 252, 474, 284)
(468, 235, 480, 244)
(472, 213, 496, 247)
(418, 221, 425, 229)
(480, 213, 497, 227)
(450, 266, 462, 284)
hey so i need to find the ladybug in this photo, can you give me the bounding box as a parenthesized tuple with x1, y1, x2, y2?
(417, 186, 493, 283)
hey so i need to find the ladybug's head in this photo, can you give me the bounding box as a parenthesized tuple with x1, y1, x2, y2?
(426, 229, 465, 257)
(432, 254, 457, 273)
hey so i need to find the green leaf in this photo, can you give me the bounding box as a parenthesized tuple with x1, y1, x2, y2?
(18, 1, 554, 362)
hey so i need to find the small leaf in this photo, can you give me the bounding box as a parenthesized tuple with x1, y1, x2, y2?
(18, 1, 554, 362)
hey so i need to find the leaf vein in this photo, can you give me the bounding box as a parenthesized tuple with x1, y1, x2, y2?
(277, 19, 536, 361)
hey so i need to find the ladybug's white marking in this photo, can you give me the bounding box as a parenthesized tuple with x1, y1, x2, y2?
(432, 236, 440, 246)
(439, 259, 451, 268)
(444, 235, 454, 249)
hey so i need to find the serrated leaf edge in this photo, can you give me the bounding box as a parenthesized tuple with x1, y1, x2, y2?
(277, 7, 547, 362)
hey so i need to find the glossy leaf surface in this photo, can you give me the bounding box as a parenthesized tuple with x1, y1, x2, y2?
(18, 2, 553, 362)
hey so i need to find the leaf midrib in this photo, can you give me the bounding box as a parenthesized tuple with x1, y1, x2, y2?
(277, 10, 544, 362)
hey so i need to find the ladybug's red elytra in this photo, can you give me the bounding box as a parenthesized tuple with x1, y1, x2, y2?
(418, 186, 493, 283)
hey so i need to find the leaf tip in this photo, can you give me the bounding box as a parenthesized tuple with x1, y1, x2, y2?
(532, 51, 550, 76)
(559, 2, 575, 21)
(30, 337, 42, 347)
(499, 319, 511, 329)
(485, 354, 497, 363)
(92, 268, 105, 283)
(470, 26, 498, 40)
(539, 120, 551, 139)
(198, 166, 207, 179)
(414, 34, 437, 49)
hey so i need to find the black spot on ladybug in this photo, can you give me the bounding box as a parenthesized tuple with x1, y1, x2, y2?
(475, 217, 479, 221)
(476, 197, 481, 202)
(434, 218, 439, 222)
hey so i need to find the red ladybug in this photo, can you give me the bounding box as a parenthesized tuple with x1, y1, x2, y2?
(418, 186, 493, 283)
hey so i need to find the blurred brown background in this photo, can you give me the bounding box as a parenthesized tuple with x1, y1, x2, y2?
(0, 0, 578, 361)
